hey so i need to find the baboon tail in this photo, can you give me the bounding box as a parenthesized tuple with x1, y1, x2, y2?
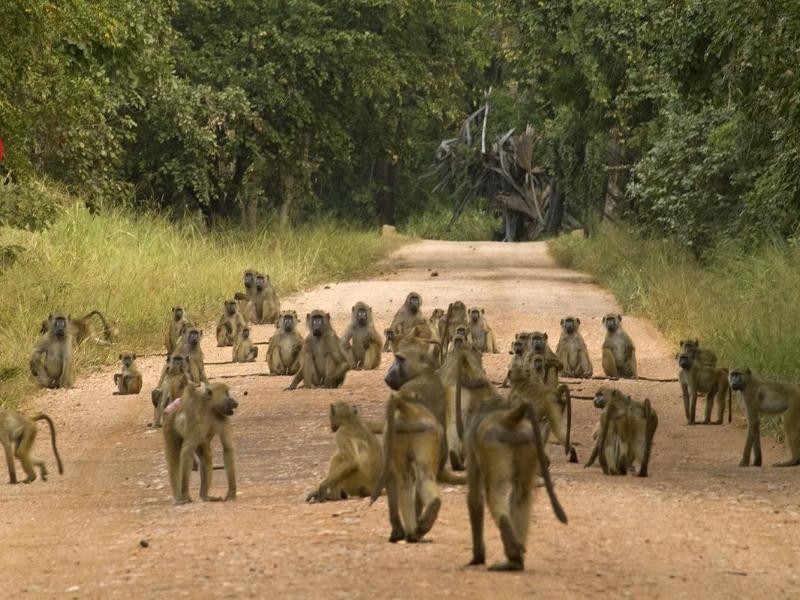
(33, 414, 64, 474)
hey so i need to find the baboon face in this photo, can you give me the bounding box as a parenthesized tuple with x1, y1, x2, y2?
(209, 384, 238, 417)
(243, 270, 254, 289)
(173, 307, 184, 321)
(729, 368, 751, 391)
(384, 328, 395, 341)
(168, 356, 186, 374)
(512, 340, 525, 356)
(680, 339, 700, 357)
(241, 327, 251, 339)
(562, 317, 579, 335)
(225, 300, 237, 316)
(309, 312, 327, 337)
(406, 293, 421, 314)
(51, 315, 68, 338)
(255, 274, 266, 292)
(452, 334, 466, 350)
(470, 309, 481, 323)
(355, 306, 369, 326)
(532, 356, 545, 373)
(593, 389, 609, 409)
(281, 312, 296, 332)
(329, 402, 357, 432)
(677, 353, 693, 370)
(120, 353, 135, 368)
(385, 355, 406, 391)
(531, 333, 547, 352)
(603, 315, 620, 333)
(455, 325, 468, 338)
(187, 329, 200, 347)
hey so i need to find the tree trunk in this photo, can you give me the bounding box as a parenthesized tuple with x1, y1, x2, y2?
(280, 170, 294, 227)
(375, 158, 399, 225)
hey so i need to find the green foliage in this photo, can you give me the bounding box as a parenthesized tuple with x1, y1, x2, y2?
(0, 179, 73, 231)
(400, 205, 501, 241)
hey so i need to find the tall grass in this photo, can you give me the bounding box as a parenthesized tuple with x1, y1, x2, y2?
(0, 203, 403, 408)
(400, 205, 501, 241)
(549, 226, 800, 383)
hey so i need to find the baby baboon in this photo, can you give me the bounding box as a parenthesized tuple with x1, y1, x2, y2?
(501, 337, 528, 388)
(679, 338, 717, 368)
(216, 299, 246, 347)
(465, 396, 568, 571)
(440, 300, 469, 352)
(174, 328, 208, 384)
(165, 307, 191, 356)
(341, 302, 383, 370)
(383, 292, 427, 351)
(729, 368, 800, 467)
(232, 327, 258, 362)
(585, 387, 658, 477)
(247, 273, 281, 324)
(677, 352, 730, 425)
(1, 410, 63, 484)
(114, 353, 142, 395)
(233, 269, 256, 314)
(467, 307, 498, 353)
(288, 310, 351, 389)
(556, 317, 593, 378)
(525, 331, 562, 387)
(601, 314, 637, 379)
(163, 382, 238, 504)
(306, 402, 382, 502)
(152, 355, 193, 428)
(267, 310, 303, 375)
(30, 312, 75, 389)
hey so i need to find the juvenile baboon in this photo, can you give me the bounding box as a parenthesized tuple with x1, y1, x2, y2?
(306, 402, 382, 502)
(383, 292, 427, 351)
(677, 352, 730, 425)
(30, 312, 75, 389)
(0, 410, 63, 484)
(247, 273, 281, 324)
(288, 310, 351, 389)
(40, 310, 116, 346)
(429, 308, 445, 342)
(524, 331, 562, 387)
(114, 353, 142, 395)
(216, 299, 246, 347)
(163, 382, 238, 504)
(556, 317, 593, 378)
(341, 302, 383, 370)
(232, 327, 258, 363)
(165, 307, 191, 356)
(447, 324, 473, 353)
(440, 300, 469, 352)
(233, 269, 256, 314)
(152, 355, 193, 428)
(267, 310, 303, 375)
(501, 337, 528, 388)
(585, 387, 658, 477)
(601, 314, 637, 379)
(174, 328, 208, 384)
(467, 307, 498, 353)
(464, 396, 568, 571)
(679, 338, 717, 368)
(729, 368, 800, 467)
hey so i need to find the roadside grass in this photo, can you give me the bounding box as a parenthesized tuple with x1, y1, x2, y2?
(400, 204, 501, 241)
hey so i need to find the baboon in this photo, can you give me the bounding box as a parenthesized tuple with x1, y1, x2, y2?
(524, 331, 562, 387)
(233, 269, 257, 314)
(247, 273, 281, 324)
(677, 352, 731, 425)
(501, 337, 528, 388)
(341, 302, 383, 370)
(152, 355, 193, 428)
(601, 314, 637, 379)
(0, 410, 63, 484)
(383, 292, 427, 351)
(556, 317, 593, 378)
(440, 300, 469, 351)
(464, 396, 568, 571)
(306, 402, 382, 502)
(232, 327, 258, 363)
(729, 368, 800, 467)
(679, 338, 718, 368)
(507, 365, 577, 463)
(29, 312, 75, 389)
(267, 310, 303, 375)
(216, 300, 246, 347)
(288, 310, 351, 389)
(447, 324, 473, 353)
(174, 328, 208, 384)
(467, 307, 498, 353)
(429, 308, 445, 342)
(114, 353, 142, 395)
(165, 307, 191, 356)
(585, 387, 658, 477)
(40, 310, 116, 346)
(163, 382, 238, 504)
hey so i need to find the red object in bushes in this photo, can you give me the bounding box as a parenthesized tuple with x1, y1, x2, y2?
(0, 138, 4, 162)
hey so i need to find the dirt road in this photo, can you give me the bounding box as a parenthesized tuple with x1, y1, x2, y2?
(3, 240, 798, 599)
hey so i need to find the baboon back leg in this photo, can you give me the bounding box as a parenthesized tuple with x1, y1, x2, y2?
(510, 450, 535, 545)
(774, 402, 800, 466)
(466, 457, 485, 566)
(315, 461, 358, 500)
(386, 476, 405, 543)
(178, 445, 195, 503)
(397, 472, 418, 541)
(2, 440, 17, 483)
(412, 463, 440, 540)
(704, 387, 716, 424)
(15, 426, 37, 483)
(197, 443, 220, 501)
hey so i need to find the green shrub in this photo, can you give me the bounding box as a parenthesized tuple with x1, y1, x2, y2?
(399, 205, 501, 241)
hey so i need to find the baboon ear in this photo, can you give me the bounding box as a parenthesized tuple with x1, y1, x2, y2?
(352, 405, 358, 415)
(481, 308, 485, 314)
(675, 353, 680, 360)
(602, 315, 607, 324)
(329, 404, 335, 414)
(679, 339, 686, 346)
(576, 318, 581, 325)
(132, 354, 137, 359)
(746, 368, 752, 375)
(560, 318, 565, 326)
(119, 354, 123, 360)
(617, 314, 622, 321)
(694, 338, 699, 346)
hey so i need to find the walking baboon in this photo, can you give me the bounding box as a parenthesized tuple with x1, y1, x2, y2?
(1, 410, 63, 484)
(729, 368, 800, 467)
(556, 317, 593, 378)
(467, 307, 498, 353)
(247, 273, 281, 324)
(677, 352, 731, 425)
(165, 307, 191, 356)
(306, 402, 382, 502)
(341, 302, 383, 370)
(383, 292, 427, 351)
(679, 338, 717, 368)
(174, 328, 208, 384)
(30, 312, 75, 389)
(163, 382, 238, 504)
(601, 314, 637, 379)
(232, 327, 258, 362)
(288, 310, 351, 389)
(585, 387, 658, 477)
(114, 353, 142, 395)
(216, 299, 246, 347)
(267, 310, 303, 375)
(152, 355, 193, 428)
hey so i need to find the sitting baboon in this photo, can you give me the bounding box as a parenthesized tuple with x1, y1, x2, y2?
(232, 327, 258, 362)
(601, 314, 637, 379)
(341, 302, 383, 370)
(467, 307, 498, 353)
(306, 402, 382, 502)
(216, 299, 246, 347)
(30, 312, 75, 389)
(288, 310, 351, 389)
(677, 352, 731, 425)
(165, 307, 192, 356)
(114, 353, 142, 395)
(383, 292, 428, 351)
(163, 382, 238, 504)
(556, 317, 593, 378)
(501, 337, 527, 388)
(247, 273, 281, 324)
(152, 355, 193, 428)
(0, 410, 63, 484)
(267, 310, 303, 375)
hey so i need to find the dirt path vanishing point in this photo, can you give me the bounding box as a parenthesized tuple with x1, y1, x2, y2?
(2, 240, 798, 599)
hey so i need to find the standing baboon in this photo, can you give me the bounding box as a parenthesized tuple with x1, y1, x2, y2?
(601, 314, 637, 379)
(0, 410, 63, 484)
(729, 368, 800, 467)
(152, 355, 193, 428)
(216, 299, 246, 347)
(247, 273, 281, 324)
(306, 402, 382, 502)
(165, 307, 191, 356)
(467, 307, 498, 353)
(232, 327, 258, 363)
(267, 310, 303, 375)
(556, 317, 593, 378)
(30, 312, 75, 389)
(288, 310, 351, 389)
(341, 302, 383, 370)
(680, 338, 717, 368)
(677, 352, 730, 425)
(163, 382, 238, 504)
(114, 353, 142, 395)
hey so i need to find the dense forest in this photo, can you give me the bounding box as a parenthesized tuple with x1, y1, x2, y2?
(2, 1, 799, 251)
